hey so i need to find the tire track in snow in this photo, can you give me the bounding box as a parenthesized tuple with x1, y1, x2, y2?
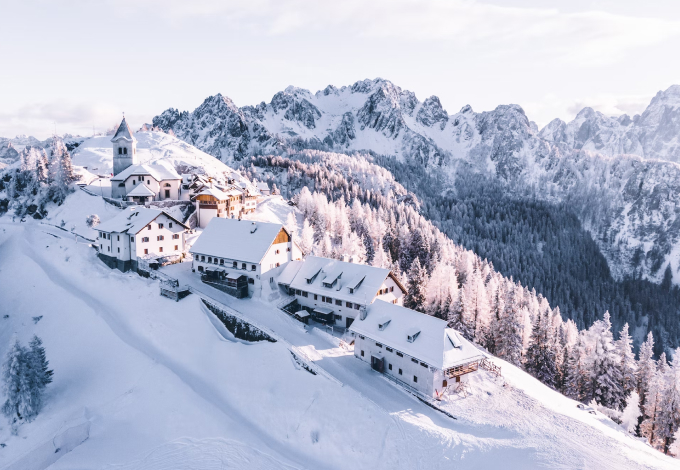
(16, 227, 329, 470)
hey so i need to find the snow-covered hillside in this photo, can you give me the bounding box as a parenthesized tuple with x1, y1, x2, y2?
(0, 191, 678, 469)
(151, 80, 680, 285)
(70, 131, 237, 180)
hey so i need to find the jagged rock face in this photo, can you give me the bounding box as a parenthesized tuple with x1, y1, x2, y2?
(0, 141, 19, 161)
(416, 96, 448, 129)
(150, 79, 680, 284)
(540, 85, 680, 163)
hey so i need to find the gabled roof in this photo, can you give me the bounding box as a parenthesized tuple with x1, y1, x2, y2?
(110, 117, 136, 143)
(287, 256, 399, 305)
(126, 183, 155, 197)
(277, 260, 303, 285)
(349, 300, 485, 370)
(111, 162, 181, 182)
(96, 207, 188, 235)
(256, 182, 270, 191)
(189, 218, 292, 264)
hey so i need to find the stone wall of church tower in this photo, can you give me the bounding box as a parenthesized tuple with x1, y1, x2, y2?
(112, 139, 137, 176)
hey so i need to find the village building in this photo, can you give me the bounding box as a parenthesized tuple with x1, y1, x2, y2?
(350, 300, 485, 398)
(278, 256, 406, 328)
(256, 181, 271, 196)
(110, 162, 182, 201)
(190, 218, 302, 296)
(95, 206, 189, 272)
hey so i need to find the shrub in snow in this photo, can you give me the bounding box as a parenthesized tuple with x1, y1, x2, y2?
(86, 214, 100, 228)
(1, 336, 53, 430)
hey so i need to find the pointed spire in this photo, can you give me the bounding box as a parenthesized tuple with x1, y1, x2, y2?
(111, 116, 136, 142)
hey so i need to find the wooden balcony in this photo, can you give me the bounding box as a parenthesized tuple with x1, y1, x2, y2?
(444, 360, 480, 378)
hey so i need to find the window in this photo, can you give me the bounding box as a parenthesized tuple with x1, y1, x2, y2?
(420, 362, 428, 368)
(201, 256, 206, 262)
(302, 291, 308, 298)
(386, 347, 393, 352)
(158, 224, 164, 229)
(165, 190, 170, 198)
(376, 343, 382, 348)
(275, 262, 280, 268)
(346, 302, 352, 308)
(411, 358, 418, 363)
(287, 247, 290, 252)
(148, 225, 151, 230)
(334, 314, 342, 321)
(139, 176, 143, 181)
(208, 257, 212, 263)
(197, 265, 203, 272)
(396, 352, 403, 357)
(172, 234, 180, 239)
(296, 289, 302, 295)
(388, 363, 392, 371)
(147, 180, 150, 185)
(248, 278, 254, 284)
(107, 246, 110, 252)
(359, 335, 365, 340)
(144, 249, 148, 255)
(314, 294, 318, 300)
(413, 376, 418, 383)
(169, 222, 173, 228)
(133, 180, 136, 185)
(117, 247, 120, 253)
(219, 258, 224, 265)
(100, 244, 102, 249)
(361, 350, 364, 357)
(326, 297, 332, 304)
(252, 265, 256, 271)
(275, 249, 280, 254)
(123, 147, 127, 155)
(390, 286, 394, 292)
(213, 258, 218, 265)
(159, 247, 163, 252)
(118, 182, 125, 187)
(142, 237, 149, 242)
(118, 147, 122, 155)
(398, 368, 402, 375)
(242, 263, 246, 270)
(117, 235, 120, 241)
(335, 299, 342, 306)
(157, 235, 164, 241)
(354, 304, 360, 310)
(233, 261, 237, 268)
(174, 245, 178, 250)
(131, 238, 134, 243)
(164, 183, 171, 187)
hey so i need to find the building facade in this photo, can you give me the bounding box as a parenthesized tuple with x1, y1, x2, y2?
(111, 117, 138, 176)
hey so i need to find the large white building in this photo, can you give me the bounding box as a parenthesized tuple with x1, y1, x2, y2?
(350, 300, 485, 398)
(278, 256, 406, 328)
(111, 162, 182, 201)
(111, 117, 138, 176)
(95, 207, 189, 272)
(190, 218, 302, 296)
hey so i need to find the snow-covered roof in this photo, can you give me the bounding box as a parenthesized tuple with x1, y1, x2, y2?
(197, 187, 229, 200)
(350, 300, 485, 370)
(277, 260, 303, 285)
(287, 256, 401, 306)
(126, 183, 155, 197)
(189, 218, 291, 264)
(111, 162, 181, 182)
(111, 117, 136, 143)
(256, 182, 270, 191)
(96, 207, 187, 235)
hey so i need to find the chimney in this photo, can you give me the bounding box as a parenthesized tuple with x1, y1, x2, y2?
(342, 253, 350, 263)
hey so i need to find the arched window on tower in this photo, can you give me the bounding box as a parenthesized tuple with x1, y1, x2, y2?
(123, 147, 128, 155)
(118, 147, 122, 155)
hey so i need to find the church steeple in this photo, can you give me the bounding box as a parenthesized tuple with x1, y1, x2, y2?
(111, 117, 138, 176)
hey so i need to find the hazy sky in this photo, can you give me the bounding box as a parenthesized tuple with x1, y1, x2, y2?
(3, 0, 680, 138)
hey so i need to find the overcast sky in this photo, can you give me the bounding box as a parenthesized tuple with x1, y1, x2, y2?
(3, 0, 680, 139)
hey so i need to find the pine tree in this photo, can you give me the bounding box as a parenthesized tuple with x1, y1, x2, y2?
(655, 349, 680, 454)
(495, 284, 524, 367)
(525, 309, 557, 388)
(641, 354, 666, 448)
(2, 340, 30, 424)
(28, 336, 53, 391)
(564, 333, 590, 402)
(638, 332, 656, 409)
(298, 219, 315, 256)
(404, 258, 427, 313)
(590, 312, 624, 410)
(615, 323, 637, 408)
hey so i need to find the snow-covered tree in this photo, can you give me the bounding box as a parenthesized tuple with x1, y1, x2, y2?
(620, 391, 642, 435)
(564, 332, 591, 401)
(525, 309, 557, 388)
(656, 349, 680, 454)
(495, 283, 524, 367)
(86, 214, 101, 228)
(298, 219, 315, 255)
(638, 332, 656, 409)
(615, 323, 637, 407)
(285, 212, 297, 235)
(2, 340, 30, 426)
(26, 336, 53, 415)
(590, 312, 624, 410)
(404, 258, 428, 313)
(641, 354, 666, 448)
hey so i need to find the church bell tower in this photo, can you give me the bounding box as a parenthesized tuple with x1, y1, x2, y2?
(111, 117, 138, 176)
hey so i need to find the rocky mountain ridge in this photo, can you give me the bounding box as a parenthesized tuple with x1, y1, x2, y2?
(152, 79, 680, 285)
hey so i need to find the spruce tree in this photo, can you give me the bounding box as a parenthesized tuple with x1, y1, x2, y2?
(591, 312, 624, 410)
(615, 323, 637, 408)
(656, 349, 680, 454)
(495, 284, 524, 367)
(2, 340, 30, 424)
(405, 258, 427, 313)
(525, 310, 557, 388)
(641, 354, 666, 448)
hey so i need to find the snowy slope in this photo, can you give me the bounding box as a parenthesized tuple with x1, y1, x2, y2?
(151, 80, 680, 285)
(70, 131, 237, 179)
(0, 192, 678, 469)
